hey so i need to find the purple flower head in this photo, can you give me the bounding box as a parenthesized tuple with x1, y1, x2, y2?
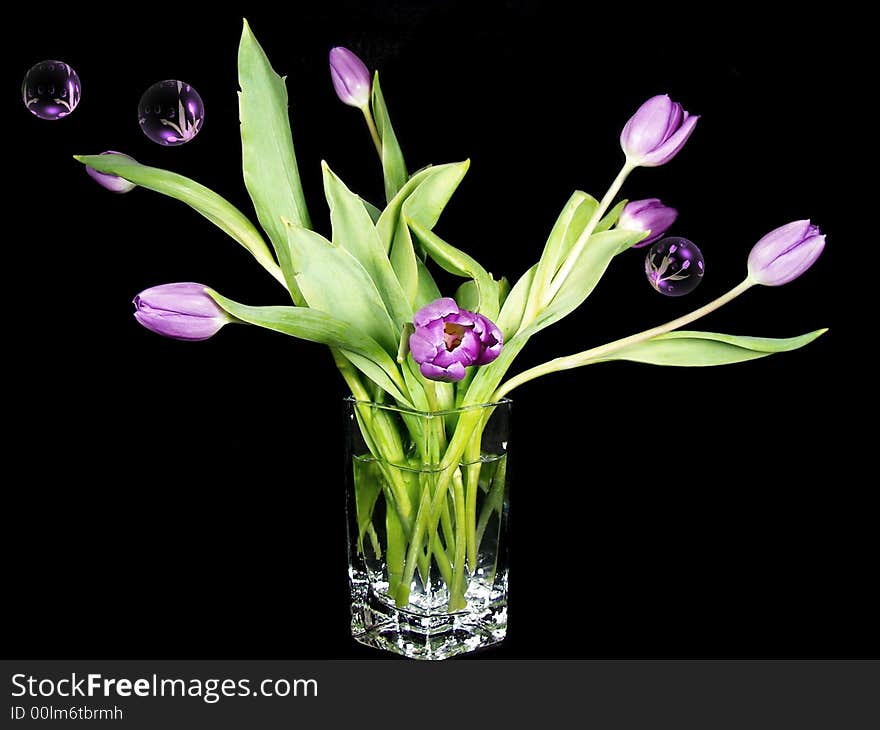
(133, 283, 231, 341)
(620, 94, 699, 167)
(329, 46, 371, 108)
(747, 220, 825, 286)
(409, 298, 503, 383)
(618, 198, 678, 248)
(85, 151, 136, 193)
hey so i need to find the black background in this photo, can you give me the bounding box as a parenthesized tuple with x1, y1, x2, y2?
(5, 1, 864, 659)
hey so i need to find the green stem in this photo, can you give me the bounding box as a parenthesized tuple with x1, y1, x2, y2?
(475, 453, 507, 552)
(539, 160, 635, 309)
(362, 106, 383, 160)
(398, 409, 484, 604)
(496, 278, 755, 399)
(464, 436, 482, 574)
(449, 467, 468, 611)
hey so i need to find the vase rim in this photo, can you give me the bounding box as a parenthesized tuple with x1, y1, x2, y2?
(344, 395, 511, 417)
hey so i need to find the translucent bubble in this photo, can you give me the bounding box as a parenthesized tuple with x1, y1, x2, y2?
(645, 237, 705, 296)
(137, 80, 204, 146)
(22, 60, 81, 120)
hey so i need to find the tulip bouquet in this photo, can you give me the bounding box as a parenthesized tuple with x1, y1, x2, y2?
(76, 21, 826, 658)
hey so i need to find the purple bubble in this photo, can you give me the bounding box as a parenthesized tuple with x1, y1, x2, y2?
(645, 237, 705, 296)
(22, 60, 81, 120)
(137, 80, 204, 146)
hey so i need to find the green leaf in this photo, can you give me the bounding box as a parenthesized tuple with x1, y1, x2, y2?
(322, 162, 412, 326)
(362, 199, 382, 224)
(415, 257, 442, 309)
(595, 199, 627, 233)
(528, 227, 647, 335)
(371, 72, 408, 203)
(374, 161, 470, 307)
(238, 20, 311, 299)
(73, 154, 283, 285)
(390, 219, 420, 305)
(521, 192, 597, 328)
(208, 291, 411, 404)
(496, 264, 536, 338)
(497, 276, 511, 306)
(375, 165, 437, 253)
(401, 160, 470, 250)
(406, 218, 499, 321)
(461, 229, 644, 408)
(454, 280, 479, 312)
(285, 222, 401, 356)
(598, 329, 829, 367)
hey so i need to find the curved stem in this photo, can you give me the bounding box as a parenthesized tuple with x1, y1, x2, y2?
(362, 106, 383, 159)
(495, 278, 754, 399)
(541, 160, 635, 307)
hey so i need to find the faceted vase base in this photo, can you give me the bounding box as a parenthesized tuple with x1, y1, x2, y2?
(351, 585, 507, 660)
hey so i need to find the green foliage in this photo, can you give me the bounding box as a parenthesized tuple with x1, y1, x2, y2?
(371, 72, 408, 203)
(238, 19, 311, 300)
(73, 154, 281, 283)
(599, 329, 828, 367)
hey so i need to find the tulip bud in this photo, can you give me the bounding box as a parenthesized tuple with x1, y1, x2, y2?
(617, 198, 678, 247)
(85, 151, 136, 193)
(133, 283, 231, 341)
(621, 94, 699, 167)
(409, 298, 503, 382)
(747, 220, 825, 286)
(329, 46, 371, 109)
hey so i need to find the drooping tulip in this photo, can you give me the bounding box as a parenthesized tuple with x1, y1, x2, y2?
(409, 298, 503, 382)
(133, 283, 231, 341)
(329, 46, 371, 109)
(617, 198, 678, 247)
(85, 151, 137, 193)
(747, 220, 826, 286)
(621, 94, 699, 167)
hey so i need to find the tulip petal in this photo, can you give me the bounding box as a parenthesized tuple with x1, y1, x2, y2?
(329, 47, 371, 108)
(413, 297, 459, 327)
(408, 331, 438, 363)
(747, 219, 813, 271)
(621, 95, 675, 159)
(752, 234, 826, 286)
(419, 361, 467, 383)
(134, 310, 225, 341)
(640, 114, 700, 167)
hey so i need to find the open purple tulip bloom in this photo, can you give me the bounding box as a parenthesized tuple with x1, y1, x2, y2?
(133, 282, 231, 341)
(621, 94, 699, 167)
(747, 220, 825, 286)
(329, 46, 371, 109)
(409, 298, 503, 382)
(618, 198, 678, 247)
(85, 150, 136, 193)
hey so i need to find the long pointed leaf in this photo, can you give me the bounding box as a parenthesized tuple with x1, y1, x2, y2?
(73, 154, 283, 285)
(597, 329, 829, 367)
(407, 218, 499, 321)
(371, 72, 408, 203)
(209, 292, 410, 404)
(238, 19, 311, 299)
(286, 222, 400, 356)
(522, 192, 596, 327)
(322, 162, 412, 326)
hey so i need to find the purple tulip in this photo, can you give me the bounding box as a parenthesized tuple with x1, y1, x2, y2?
(133, 283, 231, 341)
(85, 151, 136, 193)
(618, 198, 678, 247)
(329, 46, 371, 109)
(747, 220, 825, 286)
(409, 298, 503, 382)
(620, 94, 700, 167)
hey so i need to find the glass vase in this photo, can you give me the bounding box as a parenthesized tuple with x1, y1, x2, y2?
(344, 397, 512, 660)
